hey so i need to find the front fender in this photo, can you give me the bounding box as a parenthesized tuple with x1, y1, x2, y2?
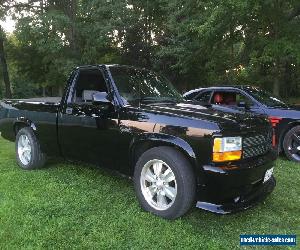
(129, 132, 198, 171)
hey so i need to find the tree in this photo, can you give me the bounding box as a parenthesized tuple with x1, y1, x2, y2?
(9, 0, 81, 95)
(2, 0, 300, 98)
(157, 0, 300, 95)
(0, 0, 14, 98)
(0, 27, 12, 98)
(243, 0, 300, 96)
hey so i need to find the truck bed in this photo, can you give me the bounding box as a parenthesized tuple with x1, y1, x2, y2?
(0, 97, 61, 121)
(0, 96, 60, 149)
(10, 97, 61, 104)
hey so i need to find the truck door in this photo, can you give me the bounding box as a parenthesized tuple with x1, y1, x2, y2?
(57, 67, 119, 168)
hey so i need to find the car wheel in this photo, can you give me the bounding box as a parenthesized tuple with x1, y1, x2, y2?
(283, 125, 300, 162)
(15, 127, 46, 170)
(134, 146, 196, 219)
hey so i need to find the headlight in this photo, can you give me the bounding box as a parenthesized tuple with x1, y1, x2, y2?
(213, 137, 242, 162)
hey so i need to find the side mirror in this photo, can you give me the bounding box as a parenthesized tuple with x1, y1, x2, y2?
(92, 92, 112, 105)
(237, 101, 250, 110)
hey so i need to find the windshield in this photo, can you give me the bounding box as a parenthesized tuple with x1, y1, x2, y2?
(109, 66, 183, 104)
(244, 87, 289, 108)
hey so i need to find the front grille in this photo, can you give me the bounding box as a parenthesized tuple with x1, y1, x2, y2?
(243, 133, 272, 159)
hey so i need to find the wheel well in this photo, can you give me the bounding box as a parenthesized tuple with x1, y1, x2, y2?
(131, 140, 195, 175)
(279, 122, 300, 150)
(14, 123, 29, 136)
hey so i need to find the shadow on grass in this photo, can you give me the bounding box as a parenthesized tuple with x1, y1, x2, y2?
(40, 158, 283, 227)
(14, 153, 297, 240)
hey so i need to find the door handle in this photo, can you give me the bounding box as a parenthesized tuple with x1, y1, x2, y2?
(66, 107, 73, 115)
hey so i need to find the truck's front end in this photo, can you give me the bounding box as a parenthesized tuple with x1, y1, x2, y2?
(196, 117, 277, 214)
(107, 64, 277, 216)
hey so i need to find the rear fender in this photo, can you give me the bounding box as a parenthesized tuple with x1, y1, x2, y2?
(13, 117, 37, 135)
(278, 120, 300, 150)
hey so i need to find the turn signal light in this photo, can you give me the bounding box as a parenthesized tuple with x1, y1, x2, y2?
(213, 137, 242, 162)
(268, 116, 282, 146)
(268, 116, 282, 128)
(213, 151, 242, 162)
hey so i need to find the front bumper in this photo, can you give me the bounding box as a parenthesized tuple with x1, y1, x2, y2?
(195, 150, 277, 214)
(196, 176, 276, 214)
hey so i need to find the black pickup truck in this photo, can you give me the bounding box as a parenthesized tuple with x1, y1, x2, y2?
(0, 65, 277, 219)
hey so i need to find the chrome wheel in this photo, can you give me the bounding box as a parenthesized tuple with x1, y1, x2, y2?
(17, 134, 32, 165)
(140, 159, 177, 211)
(288, 133, 300, 161)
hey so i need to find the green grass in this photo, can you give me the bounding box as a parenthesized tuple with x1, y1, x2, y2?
(0, 137, 299, 249)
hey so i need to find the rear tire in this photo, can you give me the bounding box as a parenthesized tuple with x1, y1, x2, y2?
(134, 146, 196, 219)
(283, 125, 300, 162)
(15, 127, 46, 170)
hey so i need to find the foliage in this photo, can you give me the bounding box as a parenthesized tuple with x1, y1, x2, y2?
(0, 0, 299, 98)
(157, 0, 300, 94)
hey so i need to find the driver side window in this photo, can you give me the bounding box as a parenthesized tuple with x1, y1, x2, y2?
(70, 68, 108, 104)
(195, 91, 212, 103)
(211, 91, 254, 106)
(236, 93, 254, 106)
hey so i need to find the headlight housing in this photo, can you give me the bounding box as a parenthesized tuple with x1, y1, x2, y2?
(213, 137, 242, 162)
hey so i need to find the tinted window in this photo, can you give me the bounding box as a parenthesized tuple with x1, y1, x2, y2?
(70, 69, 107, 103)
(185, 91, 200, 100)
(244, 87, 288, 108)
(211, 91, 253, 106)
(195, 91, 212, 103)
(109, 66, 183, 103)
(236, 93, 254, 106)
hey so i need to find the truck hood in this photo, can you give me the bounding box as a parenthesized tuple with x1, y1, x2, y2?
(139, 101, 269, 133)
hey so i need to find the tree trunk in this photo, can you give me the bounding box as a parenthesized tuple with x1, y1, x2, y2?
(0, 32, 12, 98)
(273, 57, 282, 96)
(70, 0, 77, 53)
(65, 0, 77, 55)
(273, 76, 280, 96)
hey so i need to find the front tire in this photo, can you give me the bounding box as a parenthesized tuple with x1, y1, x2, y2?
(283, 125, 300, 162)
(134, 146, 196, 219)
(16, 127, 46, 170)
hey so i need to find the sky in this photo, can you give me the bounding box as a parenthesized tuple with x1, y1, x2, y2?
(0, 0, 28, 33)
(0, 16, 16, 33)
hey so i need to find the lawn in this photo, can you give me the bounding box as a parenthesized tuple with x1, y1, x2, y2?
(0, 137, 299, 249)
